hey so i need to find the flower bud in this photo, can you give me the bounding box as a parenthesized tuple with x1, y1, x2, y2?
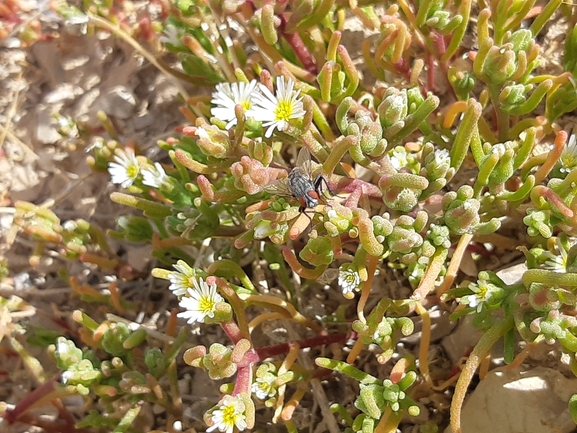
(300, 236, 334, 266)
(482, 45, 517, 85)
(421, 146, 452, 181)
(194, 121, 231, 159)
(378, 88, 408, 128)
(231, 156, 273, 195)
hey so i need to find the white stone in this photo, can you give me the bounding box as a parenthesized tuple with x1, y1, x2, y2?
(441, 315, 483, 365)
(496, 262, 528, 285)
(93, 85, 136, 120)
(448, 366, 577, 433)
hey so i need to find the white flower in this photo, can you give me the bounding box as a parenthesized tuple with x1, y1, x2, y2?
(167, 260, 199, 296)
(433, 148, 450, 166)
(249, 77, 306, 138)
(177, 277, 224, 324)
(56, 338, 71, 357)
(61, 370, 74, 384)
(544, 237, 574, 273)
(559, 134, 577, 174)
(491, 143, 507, 157)
(85, 137, 105, 153)
(160, 23, 182, 46)
(463, 280, 503, 313)
(211, 80, 259, 129)
(195, 126, 210, 140)
(253, 219, 275, 239)
(142, 162, 169, 188)
(108, 149, 140, 188)
(251, 375, 276, 400)
(390, 147, 408, 170)
(544, 251, 566, 273)
(338, 264, 361, 299)
(207, 395, 248, 433)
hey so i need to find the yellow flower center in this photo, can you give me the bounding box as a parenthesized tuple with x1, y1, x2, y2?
(199, 295, 217, 313)
(275, 100, 293, 121)
(126, 164, 139, 179)
(221, 404, 238, 426)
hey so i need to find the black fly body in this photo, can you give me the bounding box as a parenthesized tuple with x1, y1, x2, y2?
(266, 147, 334, 214)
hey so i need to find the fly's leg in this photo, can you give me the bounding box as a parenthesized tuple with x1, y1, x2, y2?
(313, 175, 345, 203)
(290, 210, 315, 239)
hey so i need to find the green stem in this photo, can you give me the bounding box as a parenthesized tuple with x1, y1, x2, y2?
(208, 260, 258, 294)
(450, 316, 514, 433)
(522, 269, 577, 288)
(489, 86, 510, 141)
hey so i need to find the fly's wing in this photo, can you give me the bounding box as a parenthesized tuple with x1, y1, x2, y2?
(295, 147, 314, 181)
(263, 176, 293, 197)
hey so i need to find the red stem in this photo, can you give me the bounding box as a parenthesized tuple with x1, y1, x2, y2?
(279, 14, 318, 74)
(255, 332, 354, 359)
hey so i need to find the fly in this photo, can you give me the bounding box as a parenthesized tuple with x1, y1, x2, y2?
(266, 147, 332, 213)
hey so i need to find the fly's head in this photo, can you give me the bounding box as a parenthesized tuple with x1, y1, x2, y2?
(300, 190, 319, 209)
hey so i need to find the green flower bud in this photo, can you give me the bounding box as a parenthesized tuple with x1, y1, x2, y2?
(145, 347, 166, 378)
(101, 323, 132, 357)
(62, 359, 102, 389)
(482, 45, 517, 85)
(378, 88, 408, 128)
(500, 84, 531, 112)
(166, 202, 219, 241)
(115, 215, 154, 242)
(523, 209, 553, 238)
(203, 343, 237, 380)
(427, 224, 451, 249)
(530, 310, 577, 350)
(508, 29, 533, 53)
(325, 205, 354, 237)
(300, 236, 334, 266)
(406, 87, 425, 113)
(426, 10, 452, 30)
(371, 215, 394, 240)
(54, 337, 84, 370)
(269, 197, 292, 212)
(249, 139, 274, 166)
(448, 66, 475, 101)
(387, 224, 424, 254)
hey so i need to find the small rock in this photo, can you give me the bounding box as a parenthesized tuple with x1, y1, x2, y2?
(63, 15, 89, 37)
(93, 85, 136, 120)
(126, 245, 152, 273)
(44, 83, 83, 104)
(35, 107, 61, 144)
(447, 366, 577, 433)
(132, 111, 154, 130)
(496, 262, 528, 285)
(13, 272, 32, 291)
(0, 209, 15, 236)
(441, 315, 483, 365)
